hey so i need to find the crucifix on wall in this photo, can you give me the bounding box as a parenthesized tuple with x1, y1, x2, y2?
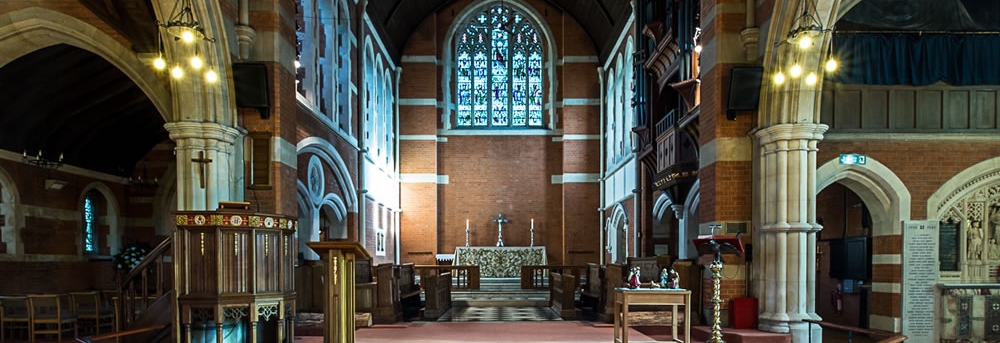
(191, 151, 213, 189)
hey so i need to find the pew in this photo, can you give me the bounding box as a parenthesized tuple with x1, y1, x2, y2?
(549, 272, 578, 319)
(355, 258, 377, 315)
(422, 272, 452, 320)
(579, 263, 605, 314)
(396, 263, 422, 320)
(371, 263, 400, 324)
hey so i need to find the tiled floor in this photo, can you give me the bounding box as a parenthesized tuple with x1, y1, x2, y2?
(433, 305, 562, 322)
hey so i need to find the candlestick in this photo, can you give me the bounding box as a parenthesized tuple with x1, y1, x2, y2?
(465, 219, 470, 247)
(530, 218, 535, 247)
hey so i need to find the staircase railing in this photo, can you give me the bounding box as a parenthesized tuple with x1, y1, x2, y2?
(117, 237, 173, 333)
(804, 319, 908, 343)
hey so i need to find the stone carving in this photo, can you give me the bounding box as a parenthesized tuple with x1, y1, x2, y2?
(969, 221, 984, 261)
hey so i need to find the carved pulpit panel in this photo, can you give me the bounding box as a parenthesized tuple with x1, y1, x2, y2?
(174, 208, 297, 343)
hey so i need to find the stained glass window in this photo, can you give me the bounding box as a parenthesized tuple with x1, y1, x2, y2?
(83, 193, 96, 253)
(456, 4, 543, 128)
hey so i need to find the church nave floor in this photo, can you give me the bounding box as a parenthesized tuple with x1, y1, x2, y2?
(432, 305, 562, 322)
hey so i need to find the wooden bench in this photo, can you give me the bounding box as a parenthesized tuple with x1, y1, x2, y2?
(579, 263, 605, 314)
(549, 272, 578, 319)
(396, 263, 422, 320)
(355, 258, 377, 315)
(422, 272, 452, 320)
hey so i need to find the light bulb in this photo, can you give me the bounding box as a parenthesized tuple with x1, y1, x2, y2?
(181, 30, 195, 43)
(190, 56, 203, 69)
(294, 60, 301, 69)
(825, 58, 838, 72)
(694, 45, 702, 53)
(153, 56, 166, 70)
(798, 35, 812, 49)
(205, 69, 218, 83)
(171, 65, 184, 79)
(790, 64, 802, 78)
(773, 71, 786, 85)
(805, 72, 818, 85)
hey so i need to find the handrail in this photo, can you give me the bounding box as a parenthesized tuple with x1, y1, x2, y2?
(521, 265, 587, 290)
(803, 319, 907, 343)
(117, 237, 173, 333)
(414, 265, 480, 290)
(76, 324, 167, 342)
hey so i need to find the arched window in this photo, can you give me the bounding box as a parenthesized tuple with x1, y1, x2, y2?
(83, 190, 98, 254)
(455, 3, 543, 128)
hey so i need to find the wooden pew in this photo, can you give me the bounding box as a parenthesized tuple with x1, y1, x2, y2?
(422, 272, 452, 320)
(355, 258, 377, 315)
(549, 272, 578, 319)
(579, 263, 605, 314)
(371, 263, 400, 324)
(396, 263, 422, 320)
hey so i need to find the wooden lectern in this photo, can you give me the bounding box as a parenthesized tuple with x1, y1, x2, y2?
(306, 241, 372, 343)
(693, 236, 744, 343)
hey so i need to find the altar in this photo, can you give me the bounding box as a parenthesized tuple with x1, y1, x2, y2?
(453, 246, 547, 278)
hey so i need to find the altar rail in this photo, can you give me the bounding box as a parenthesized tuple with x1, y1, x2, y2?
(415, 265, 480, 290)
(521, 265, 587, 290)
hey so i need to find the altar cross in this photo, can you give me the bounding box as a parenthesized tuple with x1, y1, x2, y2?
(191, 151, 213, 189)
(492, 213, 509, 247)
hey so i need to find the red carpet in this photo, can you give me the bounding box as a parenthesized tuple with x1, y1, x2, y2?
(294, 321, 655, 342)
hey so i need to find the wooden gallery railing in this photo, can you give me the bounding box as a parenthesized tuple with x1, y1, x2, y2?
(117, 237, 173, 335)
(520, 265, 587, 290)
(414, 265, 480, 290)
(803, 319, 908, 343)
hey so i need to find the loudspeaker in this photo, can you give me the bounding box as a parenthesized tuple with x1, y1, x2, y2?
(233, 62, 271, 118)
(726, 66, 764, 120)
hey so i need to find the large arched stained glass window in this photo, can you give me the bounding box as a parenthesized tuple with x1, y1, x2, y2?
(456, 4, 543, 128)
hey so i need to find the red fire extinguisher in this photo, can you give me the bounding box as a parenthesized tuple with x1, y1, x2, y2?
(832, 283, 843, 315)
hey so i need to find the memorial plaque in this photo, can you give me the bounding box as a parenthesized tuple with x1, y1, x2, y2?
(939, 221, 961, 271)
(902, 221, 939, 343)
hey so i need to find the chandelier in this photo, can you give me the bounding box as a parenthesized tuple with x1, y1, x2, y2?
(152, 0, 218, 83)
(772, 0, 838, 86)
(22, 150, 63, 170)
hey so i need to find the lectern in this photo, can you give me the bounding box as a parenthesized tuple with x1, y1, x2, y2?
(693, 236, 744, 343)
(306, 241, 371, 343)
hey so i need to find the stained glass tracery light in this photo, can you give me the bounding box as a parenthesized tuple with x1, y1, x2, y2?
(456, 4, 543, 128)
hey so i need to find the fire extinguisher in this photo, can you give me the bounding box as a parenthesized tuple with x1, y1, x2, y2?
(832, 283, 843, 315)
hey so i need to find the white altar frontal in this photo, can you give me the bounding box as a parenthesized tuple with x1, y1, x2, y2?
(453, 246, 547, 278)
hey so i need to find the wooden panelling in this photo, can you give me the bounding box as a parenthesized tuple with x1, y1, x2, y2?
(891, 90, 915, 129)
(822, 84, 1000, 133)
(945, 90, 969, 129)
(974, 90, 997, 129)
(916, 90, 942, 129)
(834, 90, 862, 129)
(862, 90, 888, 129)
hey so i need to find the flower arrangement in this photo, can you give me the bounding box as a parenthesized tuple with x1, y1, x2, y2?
(113, 243, 151, 271)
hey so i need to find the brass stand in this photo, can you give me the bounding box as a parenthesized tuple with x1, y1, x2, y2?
(708, 259, 724, 343)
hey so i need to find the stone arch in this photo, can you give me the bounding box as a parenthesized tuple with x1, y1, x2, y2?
(441, 0, 560, 129)
(927, 157, 1000, 220)
(606, 203, 629, 263)
(296, 137, 358, 211)
(79, 181, 122, 256)
(816, 156, 910, 332)
(0, 7, 171, 121)
(682, 179, 701, 259)
(0, 166, 21, 256)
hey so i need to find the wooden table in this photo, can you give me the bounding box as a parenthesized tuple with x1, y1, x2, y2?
(614, 288, 691, 343)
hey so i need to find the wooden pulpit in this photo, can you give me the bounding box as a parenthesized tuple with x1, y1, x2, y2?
(174, 207, 297, 343)
(306, 241, 372, 343)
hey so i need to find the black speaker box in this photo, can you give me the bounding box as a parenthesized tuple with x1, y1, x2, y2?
(726, 66, 763, 120)
(232, 62, 271, 118)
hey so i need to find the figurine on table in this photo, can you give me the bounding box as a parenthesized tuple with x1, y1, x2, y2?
(667, 267, 680, 289)
(627, 266, 641, 289)
(659, 268, 670, 288)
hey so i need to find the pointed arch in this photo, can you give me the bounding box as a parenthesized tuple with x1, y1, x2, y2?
(606, 203, 629, 263)
(442, 0, 558, 129)
(79, 181, 122, 256)
(296, 137, 358, 211)
(0, 7, 170, 121)
(927, 157, 1000, 220)
(817, 157, 911, 237)
(0, 166, 20, 255)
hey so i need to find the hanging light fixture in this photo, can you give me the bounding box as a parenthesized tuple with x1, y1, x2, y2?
(770, 0, 840, 87)
(152, 0, 219, 83)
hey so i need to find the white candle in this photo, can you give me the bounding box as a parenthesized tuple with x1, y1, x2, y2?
(466, 219, 470, 231)
(531, 218, 534, 230)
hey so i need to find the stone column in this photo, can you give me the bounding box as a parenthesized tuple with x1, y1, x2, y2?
(753, 123, 827, 342)
(165, 122, 245, 211)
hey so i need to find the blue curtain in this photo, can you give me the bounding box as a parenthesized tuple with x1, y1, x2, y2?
(829, 33, 1000, 86)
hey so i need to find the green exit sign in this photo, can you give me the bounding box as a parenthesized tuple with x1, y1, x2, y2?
(839, 154, 867, 165)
